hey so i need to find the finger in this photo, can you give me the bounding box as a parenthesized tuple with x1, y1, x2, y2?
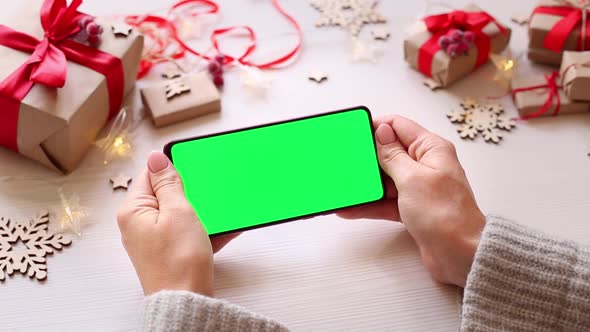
(389, 115, 433, 150)
(147, 151, 188, 211)
(375, 123, 419, 187)
(211, 233, 241, 253)
(117, 170, 157, 232)
(129, 169, 155, 197)
(336, 199, 401, 221)
(372, 115, 396, 129)
(388, 115, 461, 173)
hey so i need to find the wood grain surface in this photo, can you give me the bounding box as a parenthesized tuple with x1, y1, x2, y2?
(1, 0, 589, 331)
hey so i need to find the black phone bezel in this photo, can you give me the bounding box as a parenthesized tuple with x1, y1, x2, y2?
(163, 106, 386, 237)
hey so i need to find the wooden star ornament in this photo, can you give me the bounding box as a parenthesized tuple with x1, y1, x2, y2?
(372, 29, 390, 41)
(111, 23, 133, 37)
(510, 14, 529, 25)
(424, 78, 442, 91)
(110, 174, 132, 190)
(308, 71, 328, 83)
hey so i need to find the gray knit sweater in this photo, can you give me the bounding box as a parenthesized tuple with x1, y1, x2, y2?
(140, 217, 590, 331)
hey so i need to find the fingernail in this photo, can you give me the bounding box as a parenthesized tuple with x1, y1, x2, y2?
(375, 123, 396, 145)
(147, 151, 169, 173)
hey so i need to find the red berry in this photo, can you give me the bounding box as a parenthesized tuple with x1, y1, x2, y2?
(213, 75, 224, 87)
(450, 30, 463, 43)
(438, 36, 451, 49)
(463, 31, 475, 44)
(208, 61, 222, 75)
(457, 42, 469, 55)
(86, 22, 102, 37)
(79, 17, 94, 29)
(447, 43, 459, 57)
(74, 30, 88, 43)
(87, 34, 101, 46)
(214, 55, 225, 64)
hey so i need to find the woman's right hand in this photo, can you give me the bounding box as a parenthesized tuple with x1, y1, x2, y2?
(338, 115, 485, 288)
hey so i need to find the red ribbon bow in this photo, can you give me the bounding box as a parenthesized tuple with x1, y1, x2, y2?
(534, 6, 590, 53)
(0, 0, 124, 152)
(418, 10, 506, 78)
(512, 71, 561, 120)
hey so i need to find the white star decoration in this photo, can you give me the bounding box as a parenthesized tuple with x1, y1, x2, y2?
(351, 38, 379, 63)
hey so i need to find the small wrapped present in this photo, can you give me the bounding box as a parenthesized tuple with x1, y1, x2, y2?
(511, 72, 589, 119)
(560, 51, 590, 101)
(0, 0, 143, 173)
(404, 4, 511, 87)
(141, 72, 221, 128)
(528, 0, 590, 66)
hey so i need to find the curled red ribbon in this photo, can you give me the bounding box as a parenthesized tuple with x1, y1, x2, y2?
(0, 0, 125, 152)
(533, 6, 590, 53)
(512, 71, 561, 120)
(418, 10, 507, 78)
(126, 0, 302, 79)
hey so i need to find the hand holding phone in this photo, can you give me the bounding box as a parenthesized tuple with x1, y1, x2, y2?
(164, 107, 385, 236)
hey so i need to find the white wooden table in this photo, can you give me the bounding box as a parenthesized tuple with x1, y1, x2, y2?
(2, 0, 590, 331)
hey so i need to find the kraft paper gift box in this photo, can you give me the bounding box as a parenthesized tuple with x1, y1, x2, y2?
(512, 74, 589, 119)
(0, 0, 143, 173)
(404, 4, 511, 87)
(560, 51, 590, 101)
(528, 0, 590, 66)
(141, 72, 221, 128)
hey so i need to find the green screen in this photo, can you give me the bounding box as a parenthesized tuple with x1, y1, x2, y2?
(169, 108, 384, 235)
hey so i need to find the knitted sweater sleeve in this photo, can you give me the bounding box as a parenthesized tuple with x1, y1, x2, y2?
(140, 290, 289, 332)
(461, 216, 590, 331)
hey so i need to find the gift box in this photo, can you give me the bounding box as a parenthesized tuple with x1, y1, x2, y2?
(560, 51, 590, 101)
(528, 0, 590, 66)
(0, 0, 143, 173)
(141, 72, 221, 128)
(404, 4, 511, 87)
(511, 72, 589, 119)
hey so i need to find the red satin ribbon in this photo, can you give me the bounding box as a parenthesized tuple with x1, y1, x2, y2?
(512, 71, 561, 120)
(0, 0, 125, 152)
(418, 10, 506, 78)
(533, 6, 590, 53)
(126, 0, 302, 79)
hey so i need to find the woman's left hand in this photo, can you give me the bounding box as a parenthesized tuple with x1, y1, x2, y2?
(117, 151, 239, 296)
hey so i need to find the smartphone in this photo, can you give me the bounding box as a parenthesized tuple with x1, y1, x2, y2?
(164, 106, 385, 236)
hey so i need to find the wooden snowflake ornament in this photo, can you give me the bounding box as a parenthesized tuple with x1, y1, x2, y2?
(0, 211, 71, 281)
(447, 99, 516, 144)
(165, 79, 191, 100)
(310, 0, 387, 36)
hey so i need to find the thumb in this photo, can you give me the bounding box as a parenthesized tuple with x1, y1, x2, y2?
(147, 151, 187, 210)
(374, 123, 418, 185)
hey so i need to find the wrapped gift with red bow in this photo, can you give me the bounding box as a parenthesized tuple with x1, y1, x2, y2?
(404, 4, 511, 87)
(511, 72, 589, 119)
(529, 0, 590, 66)
(0, 0, 143, 173)
(559, 51, 590, 101)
